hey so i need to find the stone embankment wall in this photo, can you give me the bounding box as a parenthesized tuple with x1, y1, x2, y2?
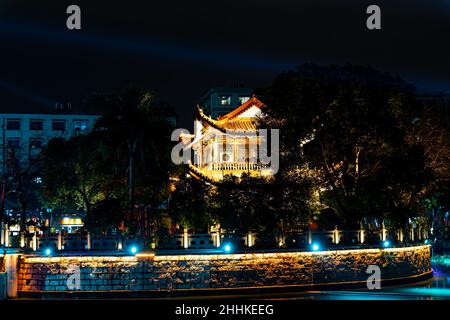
(18, 245, 431, 293)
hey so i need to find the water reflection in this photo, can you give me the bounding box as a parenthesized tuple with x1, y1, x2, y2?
(281, 272, 450, 300)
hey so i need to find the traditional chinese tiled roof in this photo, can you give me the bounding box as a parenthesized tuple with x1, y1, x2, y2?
(196, 96, 264, 133)
(217, 96, 265, 121)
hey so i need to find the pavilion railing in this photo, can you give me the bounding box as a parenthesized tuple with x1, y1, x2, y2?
(209, 162, 271, 171)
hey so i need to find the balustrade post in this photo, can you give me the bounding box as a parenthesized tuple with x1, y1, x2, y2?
(5, 254, 19, 299)
(32, 233, 37, 252)
(380, 222, 387, 242)
(359, 223, 365, 244)
(215, 231, 221, 248)
(0, 222, 4, 246)
(87, 232, 91, 251)
(20, 234, 25, 248)
(398, 229, 404, 243)
(334, 226, 340, 245)
(277, 233, 285, 247)
(183, 229, 189, 249)
(247, 232, 254, 247)
(4, 225, 9, 247)
(57, 232, 62, 250)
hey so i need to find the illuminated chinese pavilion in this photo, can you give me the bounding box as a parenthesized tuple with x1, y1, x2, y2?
(184, 96, 274, 183)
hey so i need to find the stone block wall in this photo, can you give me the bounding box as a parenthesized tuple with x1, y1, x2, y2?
(17, 245, 431, 293)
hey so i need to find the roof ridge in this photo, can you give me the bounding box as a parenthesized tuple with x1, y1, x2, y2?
(217, 96, 265, 121)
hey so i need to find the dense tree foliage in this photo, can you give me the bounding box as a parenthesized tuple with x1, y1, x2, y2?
(261, 64, 450, 234)
(41, 87, 176, 237)
(37, 70, 450, 244)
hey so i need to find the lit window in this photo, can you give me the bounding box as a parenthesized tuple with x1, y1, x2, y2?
(239, 96, 250, 105)
(30, 120, 44, 131)
(52, 120, 66, 131)
(74, 120, 88, 132)
(218, 95, 231, 106)
(6, 119, 21, 130)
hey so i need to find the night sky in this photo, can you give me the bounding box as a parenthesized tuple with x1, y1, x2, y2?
(0, 0, 449, 129)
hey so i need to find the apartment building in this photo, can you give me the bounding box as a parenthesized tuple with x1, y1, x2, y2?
(0, 112, 99, 172)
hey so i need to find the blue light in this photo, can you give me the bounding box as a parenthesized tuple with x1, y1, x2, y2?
(44, 248, 52, 256)
(382, 240, 391, 248)
(130, 246, 138, 254)
(311, 243, 320, 251)
(223, 243, 232, 253)
(424, 239, 430, 244)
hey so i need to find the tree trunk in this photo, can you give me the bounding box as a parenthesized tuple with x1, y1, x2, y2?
(128, 145, 136, 234)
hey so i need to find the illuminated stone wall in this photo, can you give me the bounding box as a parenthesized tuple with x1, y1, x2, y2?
(18, 245, 431, 293)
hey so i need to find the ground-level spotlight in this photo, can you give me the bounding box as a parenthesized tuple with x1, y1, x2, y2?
(311, 243, 320, 252)
(223, 243, 233, 253)
(130, 246, 138, 255)
(382, 240, 391, 248)
(44, 248, 52, 256)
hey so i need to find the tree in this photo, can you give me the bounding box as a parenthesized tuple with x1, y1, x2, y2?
(212, 172, 313, 234)
(262, 64, 434, 229)
(168, 170, 215, 232)
(4, 138, 42, 233)
(85, 197, 123, 236)
(86, 87, 176, 237)
(40, 135, 104, 221)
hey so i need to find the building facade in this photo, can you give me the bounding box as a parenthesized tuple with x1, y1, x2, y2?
(0, 112, 99, 173)
(185, 96, 273, 183)
(198, 87, 254, 119)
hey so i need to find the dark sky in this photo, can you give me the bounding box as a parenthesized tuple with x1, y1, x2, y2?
(0, 0, 449, 129)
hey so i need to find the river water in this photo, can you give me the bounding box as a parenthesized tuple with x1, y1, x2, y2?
(259, 272, 450, 300)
